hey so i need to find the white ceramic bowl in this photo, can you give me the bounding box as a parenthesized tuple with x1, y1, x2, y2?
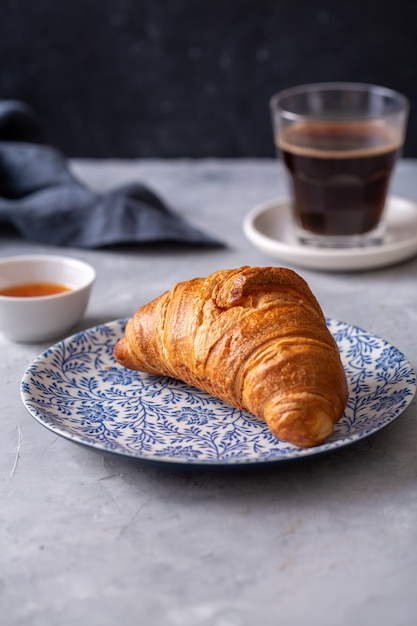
(0, 255, 96, 342)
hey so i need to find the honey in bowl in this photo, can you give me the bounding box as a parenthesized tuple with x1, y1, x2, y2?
(0, 282, 71, 297)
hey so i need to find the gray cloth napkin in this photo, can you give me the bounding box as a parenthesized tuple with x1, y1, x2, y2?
(0, 100, 223, 248)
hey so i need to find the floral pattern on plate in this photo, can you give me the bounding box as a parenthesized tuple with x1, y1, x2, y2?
(21, 318, 416, 466)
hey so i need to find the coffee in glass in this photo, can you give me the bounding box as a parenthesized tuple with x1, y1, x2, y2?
(270, 83, 409, 247)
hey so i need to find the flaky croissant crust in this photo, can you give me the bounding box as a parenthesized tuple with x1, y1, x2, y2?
(114, 266, 348, 447)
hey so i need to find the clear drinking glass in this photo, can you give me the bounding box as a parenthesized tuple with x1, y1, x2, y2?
(270, 82, 409, 247)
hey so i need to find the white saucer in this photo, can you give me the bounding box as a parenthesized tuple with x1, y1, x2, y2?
(243, 196, 417, 271)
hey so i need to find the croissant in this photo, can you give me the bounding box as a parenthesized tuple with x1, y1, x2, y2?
(114, 266, 348, 447)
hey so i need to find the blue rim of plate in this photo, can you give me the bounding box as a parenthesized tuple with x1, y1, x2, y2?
(21, 318, 416, 467)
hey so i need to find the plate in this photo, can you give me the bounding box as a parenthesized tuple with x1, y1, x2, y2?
(21, 318, 416, 467)
(243, 195, 417, 271)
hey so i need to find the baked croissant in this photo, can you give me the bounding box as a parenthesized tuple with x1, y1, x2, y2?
(114, 266, 348, 447)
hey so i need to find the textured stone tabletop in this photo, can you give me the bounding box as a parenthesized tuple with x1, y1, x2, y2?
(1, 159, 417, 626)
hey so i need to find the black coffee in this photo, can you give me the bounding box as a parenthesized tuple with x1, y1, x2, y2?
(278, 121, 402, 236)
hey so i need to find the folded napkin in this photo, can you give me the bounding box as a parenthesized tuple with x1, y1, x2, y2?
(0, 100, 223, 248)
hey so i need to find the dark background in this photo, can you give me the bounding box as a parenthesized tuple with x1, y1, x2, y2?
(1, 0, 416, 158)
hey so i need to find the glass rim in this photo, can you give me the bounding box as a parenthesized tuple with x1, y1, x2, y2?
(270, 82, 409, 122)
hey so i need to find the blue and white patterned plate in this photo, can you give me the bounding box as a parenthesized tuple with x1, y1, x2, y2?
(21, 318, 416, 466)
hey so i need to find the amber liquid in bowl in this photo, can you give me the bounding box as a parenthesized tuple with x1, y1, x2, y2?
(0, 282, 71, 297)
